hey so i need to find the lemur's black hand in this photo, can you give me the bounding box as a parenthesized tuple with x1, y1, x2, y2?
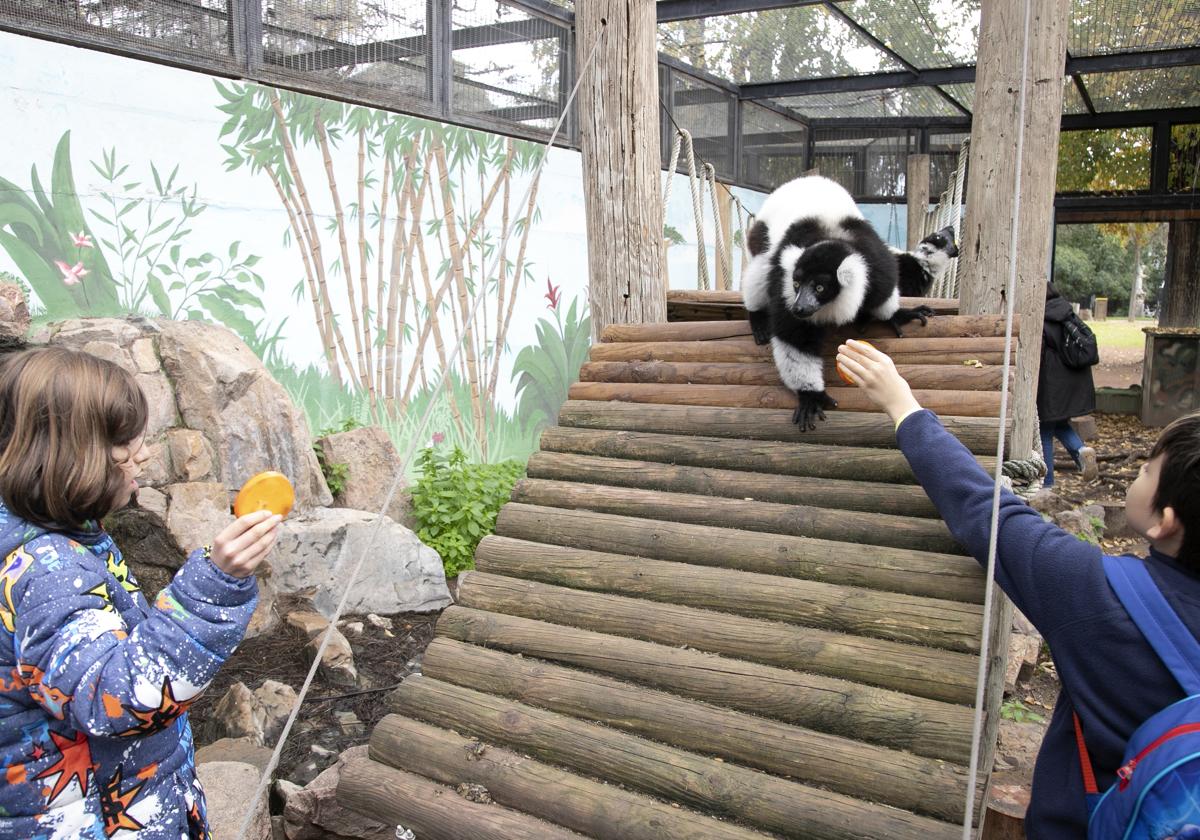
(792, 390, 837, 431)
(749, 310, 772, 346)
(888, 305, 935, 337)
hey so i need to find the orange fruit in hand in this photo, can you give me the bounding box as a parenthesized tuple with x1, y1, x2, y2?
(233, 471, 295, 518)
(835, 340, 874, 385)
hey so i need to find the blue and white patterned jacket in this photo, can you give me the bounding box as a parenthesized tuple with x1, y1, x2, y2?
(0, 500, 257, 839)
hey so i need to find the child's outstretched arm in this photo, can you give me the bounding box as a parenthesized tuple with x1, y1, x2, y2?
(836, 340, 1103, 639)
(9, 510, 280, 737)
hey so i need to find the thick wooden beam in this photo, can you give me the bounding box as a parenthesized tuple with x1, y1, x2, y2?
(526, 450, 940, 516)
(587, 336, 1015, 365)
(599, 313, 1020, 342)
(580, 360, 1007, 391)
(369, 715, 773, 840)
(907, 153, 932, 250)
(493, 504, 986, 603)
(337, 756, 588, 840)
(418, 638, 979, 823)
(388, 676, 961, 840)
(435, 606, 976, 762)
(578, 0, 665, 338)
(461, 560, 982, 689)
(509, 477, 965, 553)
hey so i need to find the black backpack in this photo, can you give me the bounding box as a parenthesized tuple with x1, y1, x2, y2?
(1058, 312, 1100, 369)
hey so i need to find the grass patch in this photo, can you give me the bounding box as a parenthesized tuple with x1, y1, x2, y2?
(1089, 318, 1154, 351)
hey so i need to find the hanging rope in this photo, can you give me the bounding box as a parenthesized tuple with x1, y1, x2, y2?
(704, 163, 730, 290)
(233, 21, 610, 840)
(961, 0, 1034, 834)
(677, 128, 710, 290)
(662, 129, 683, 235)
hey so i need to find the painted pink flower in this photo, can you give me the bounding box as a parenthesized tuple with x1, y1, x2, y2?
(71, 231, 94, 248)
(55, 260, 88, 286)
(544, 278, 561, 311)
(431, 432, 445, 445)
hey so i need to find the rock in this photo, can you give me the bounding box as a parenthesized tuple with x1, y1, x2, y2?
(136, 371, 180, 439)
(154, 318, 331, 509)
(1054, 509, 1103, 544)
(305, 625, 358, 688)
(333, 710, 363, 737)
(1098, 500, 1133, 539)
(138, 442, 172, 488)
(341, 621, 363, 636)
(1005, 633, 1042, 694)
(365, 613, 392, 632)
(196, 761, 270, 840)
(286, 609, 330, 639)
(245, 571, 280, 640)
(272, 508, 451, 618)
(254, 680, 299, 745)
(130, 336, 159, 373)
(1027, 489, 1072, 517)
(164, 481, 234, 555)
(997, 718, 1047, 771)
(135, 486, 169, 520)
(316, 426, 416, 528)
(0, 282, 30, 347)
(282, 746, 394, 840)
(195, 737, 274, 771)
(1069, 415, 1097, 441)
(1011, 608, 1037, 637)
(166, 428, 216, 482)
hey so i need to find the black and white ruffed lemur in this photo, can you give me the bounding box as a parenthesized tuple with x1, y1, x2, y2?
(894, 226, 960, 298)
(740, 176, 935, 430)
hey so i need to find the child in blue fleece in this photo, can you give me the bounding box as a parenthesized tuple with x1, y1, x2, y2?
(837, 338, 1200, 839)
(0, 347, 283, 839)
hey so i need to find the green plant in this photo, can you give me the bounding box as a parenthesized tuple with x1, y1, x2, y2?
(1001, 699, 1046, 725)
(312, 418, 364, 498)
(411, 445, 524, 577)
(512, 292, 591, 436)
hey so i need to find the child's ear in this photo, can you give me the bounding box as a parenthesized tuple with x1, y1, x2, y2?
(1148, 506, 1183, 542)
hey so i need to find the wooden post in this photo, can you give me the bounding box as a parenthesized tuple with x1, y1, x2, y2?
(907, 154, 931, 250)
(1161, 221, 1200, 327)
(955, 0, 1069, 822)
(716, 180, 734, 290)
(578, 0, 666, 340)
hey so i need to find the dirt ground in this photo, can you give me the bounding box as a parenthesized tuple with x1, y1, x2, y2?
(1091, 344, 1144, 390)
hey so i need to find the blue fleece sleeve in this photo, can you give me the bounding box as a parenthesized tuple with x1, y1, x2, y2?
(896, 409, 1104, 639)
(11, 536, 256, 736)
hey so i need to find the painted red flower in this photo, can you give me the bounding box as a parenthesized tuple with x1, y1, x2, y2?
(431, 432, 445, 445)
(55, 260, 88, 286)
(544, 278, 561, 311)
(71, 232, 94, 249)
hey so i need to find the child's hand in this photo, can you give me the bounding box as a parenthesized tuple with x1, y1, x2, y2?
(836, 339, 924, 424)
(211, 510, 282, 578)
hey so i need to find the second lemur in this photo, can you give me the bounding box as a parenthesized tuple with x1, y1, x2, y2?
(894, 226, 959, 298)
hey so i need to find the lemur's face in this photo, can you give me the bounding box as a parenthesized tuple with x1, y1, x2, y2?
(916, 227, 960, 275)
(785, 241, 851, 319)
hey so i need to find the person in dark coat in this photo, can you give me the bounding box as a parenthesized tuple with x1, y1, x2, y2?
(1039, 282, 1098, 486)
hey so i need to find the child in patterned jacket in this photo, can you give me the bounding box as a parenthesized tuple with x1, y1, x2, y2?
(0, 346, 283, 839)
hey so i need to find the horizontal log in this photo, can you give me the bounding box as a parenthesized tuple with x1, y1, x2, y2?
(389, 676, 960, 840)
(567, 381, 1002, 417)
(601, 313, 1019, 342)
(435, 606, 975, 762)
(668, 289, 960, 311)
(420, 638, 978, 823)
(525, 451, 939, 517)
(494, 504, 985, 603)
(588, 336, 1013, 365)
(580, 360, 1008, 391)
(337, 756, 588, 840)
(539, 426, 998, 483)
(460, 560, 981, 694)
(370, 714, 774, 840)
(510, 477, 965, 555)
(556, 400, 1005, 454)
(666, 291, 961, 322)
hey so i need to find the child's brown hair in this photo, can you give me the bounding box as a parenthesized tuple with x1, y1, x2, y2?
(0, 346, 148, 529)
(1150, 411, 1200, 570)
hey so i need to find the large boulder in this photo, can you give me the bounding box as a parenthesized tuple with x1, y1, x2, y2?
(281, 746, 393, 840)
(204, 680, 299, 746)
(0, 282, 30, 349)
(196, 761, 270, 840)
(272, 508, 450, 618)
(315, 426, 416, 528)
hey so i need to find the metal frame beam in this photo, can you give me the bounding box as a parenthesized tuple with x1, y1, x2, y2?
(656, 0, 822, 23)
(741, 66, 976, 99)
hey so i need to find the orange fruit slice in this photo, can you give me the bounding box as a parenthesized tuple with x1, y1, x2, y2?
(233, 471, 295, 518)
(835, 340, 874, 385)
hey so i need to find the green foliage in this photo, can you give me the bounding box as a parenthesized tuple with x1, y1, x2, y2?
(1053, 224, 1167, 314)
(312, 418, 363, 499)
(1001, 699, 1045, 725)
(513, 295, 592, 437)
(411, 446, 524, 577)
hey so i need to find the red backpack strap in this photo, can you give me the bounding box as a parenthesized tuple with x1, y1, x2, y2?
(1074, 711, 1100, 795)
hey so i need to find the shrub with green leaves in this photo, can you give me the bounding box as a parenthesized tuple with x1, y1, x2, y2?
(411, 446, 524, 577)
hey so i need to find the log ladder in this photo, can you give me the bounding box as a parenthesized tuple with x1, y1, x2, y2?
(337, 291, 1020, 840)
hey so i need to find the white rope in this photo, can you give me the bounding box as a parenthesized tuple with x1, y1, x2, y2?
(960, 0, 1033, 835)
(679, 129, 710, 290)
(233, 22, 610, 840)
(662, 129, 683, 236)
(704, 163, 730, 290)
(733, 195, 752, 279)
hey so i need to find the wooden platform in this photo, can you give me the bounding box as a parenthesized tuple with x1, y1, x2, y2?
(338, 294, 1019, 840)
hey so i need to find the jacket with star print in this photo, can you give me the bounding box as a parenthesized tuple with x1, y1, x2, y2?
(0, 499, 258, 839)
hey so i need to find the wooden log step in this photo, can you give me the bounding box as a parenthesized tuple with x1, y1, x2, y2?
(494, 505, 985, 603)
(369, 714, 774, 840)
(580, 360, 1008, 391)
(337, 755, 591, 840)
(556, 400, 1004, 454)
(510, 477, 965, 555)
(389, 676, 961, 840)
(437, 606, 975, 762)
(601, 313, 1019, 342)
(568, 381, 1002, 417)
(539, 426, 998, 484)
(588, 336, 1013, 365)
(665, 291, 961, 322)
(420, 638, 979, 823)
(460, 560, 981, 694)
(669, 289, 960, 311)
(525, 450, 940, 517)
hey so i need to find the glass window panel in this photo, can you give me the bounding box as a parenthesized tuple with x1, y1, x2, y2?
(1056, 127, 1152, 193)
(658, 4, 903, 84)
(1082, 66, 1200, 111)
(1069, 0, 1200, 56)
(740, 102, 808, 190)
(834, 0, 980, 69)
(812, 128, 916, 198)
(669, 73, 735, 178)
